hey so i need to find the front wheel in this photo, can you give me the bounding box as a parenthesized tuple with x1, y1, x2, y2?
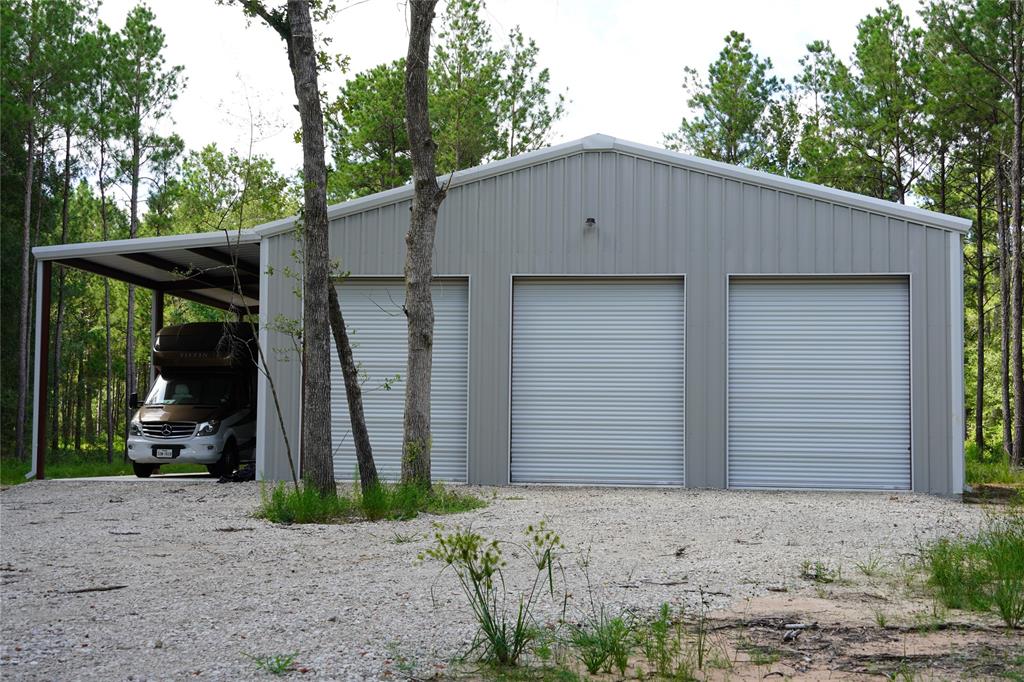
(207, 441, 238, 478)
(132, 462, 157, 478)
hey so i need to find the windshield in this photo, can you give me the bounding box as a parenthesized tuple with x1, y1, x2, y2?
(144, 375, 235, 406)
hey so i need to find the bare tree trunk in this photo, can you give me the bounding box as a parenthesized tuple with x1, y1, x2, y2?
(288, 0, 335, 495)
(124, 133, 141, 460)
(74, 357, 83, 453)
(997, 156, 1013, 458)
(328, 282, 378, 492)
(974, 163, 986, 451)
(51, 128, 72, 451)
(15, 102, 36, 462)
(1010, 45, 1024, 466)
(99, 141, 115, 463)
(401, 0, 446, 488)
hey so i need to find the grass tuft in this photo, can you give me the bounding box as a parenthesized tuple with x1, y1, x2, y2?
(1, 451, 206, 485)
(243, 652, 298, 676)
(922, 507, 1024, 628)
(966, 442, 1024, 486)
(255, 481, 485, 524)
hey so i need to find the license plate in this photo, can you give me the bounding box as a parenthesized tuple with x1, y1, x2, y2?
(154, 448, 175, 459)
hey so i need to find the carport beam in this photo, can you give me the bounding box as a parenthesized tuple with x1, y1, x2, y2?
(31, 260, 52, 480)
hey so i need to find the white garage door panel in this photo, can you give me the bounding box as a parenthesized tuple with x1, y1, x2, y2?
(728, 279, 911, 490)
(330, 281, 468, 482)
(511, 280, 685, 485)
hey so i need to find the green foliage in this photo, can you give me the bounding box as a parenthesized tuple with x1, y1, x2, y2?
(966, 442, 1024, 485)
(255, 481, 484, 524)
(325, 0, 564, 199)
(922, 508, 1024, 627)
(800, 559, 840, 584)
(421, 522, 562, 666)
(665, 31, 781, 167)
(566, 610, 633, 675)
(0, 449, 204, 485)
(243, 652, 298, 676)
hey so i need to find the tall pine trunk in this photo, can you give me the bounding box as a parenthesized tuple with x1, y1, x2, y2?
(15, 102, 35, 462)
(1010, 46, 1024, 466)
(99, 141, 115, 463)
(74, 355, 83, 452)
(996, 156, 1013, 458)
(401, 0, 446, 488)
(975, 163, 986, 451)
(51, 128, 72, 451)
(124, 132, 141, 459)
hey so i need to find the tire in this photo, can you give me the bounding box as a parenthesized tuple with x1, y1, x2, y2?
(207, 441, 238, 478)
(133, 462, 157, 478)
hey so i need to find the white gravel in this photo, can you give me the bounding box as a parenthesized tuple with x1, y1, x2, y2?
(0, 479, 984, 680)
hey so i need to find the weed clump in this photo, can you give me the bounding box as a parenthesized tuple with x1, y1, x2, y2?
(255, 481, 485, 524)
(922, 507, 1024, 628)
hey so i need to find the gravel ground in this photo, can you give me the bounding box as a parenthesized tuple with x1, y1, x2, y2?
(0, 479, 985, 680)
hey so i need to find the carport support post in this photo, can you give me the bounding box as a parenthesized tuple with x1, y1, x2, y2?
(150, 290, 163, 386)
(31, 260, 52, 480)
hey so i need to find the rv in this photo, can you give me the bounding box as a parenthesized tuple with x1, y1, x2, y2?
(127, 323, 257, 478)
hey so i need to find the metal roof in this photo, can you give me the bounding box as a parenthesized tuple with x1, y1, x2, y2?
(32, 230, 261, 311)
(253, 133, 972, 237)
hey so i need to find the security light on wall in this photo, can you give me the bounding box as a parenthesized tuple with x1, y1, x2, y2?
(584, 217, 597, 228)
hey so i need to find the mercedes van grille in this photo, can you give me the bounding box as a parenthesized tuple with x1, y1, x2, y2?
(140, 421, 197, 439)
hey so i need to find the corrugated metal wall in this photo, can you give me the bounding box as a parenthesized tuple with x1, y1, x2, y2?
(260, 148, 962, 493)
(330, 279, 468, 482)
(727, 278, 911, 490)
(510, 278, 685, 485)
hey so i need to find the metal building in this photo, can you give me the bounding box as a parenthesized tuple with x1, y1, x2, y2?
(256, 134, 969, 494)
(30, 135, 970, 493)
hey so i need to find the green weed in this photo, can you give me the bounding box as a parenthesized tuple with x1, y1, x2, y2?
(800, 559, 840, 584)
(922, 507, 1024, 628)
(244, 652, 297, 676)
(255, 481, 484, 524)
(856, 552, 885, 577)
(421, 521, 563, 666)
(1, 451, 205, 485)
(965, 442, 1024, 486)
(567, 610, 633, 675)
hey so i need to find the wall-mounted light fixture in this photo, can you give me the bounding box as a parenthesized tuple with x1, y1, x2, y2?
(584, 217, 597, 228)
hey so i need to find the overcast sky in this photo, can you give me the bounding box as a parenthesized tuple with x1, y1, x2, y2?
(97, 0, 919, 176)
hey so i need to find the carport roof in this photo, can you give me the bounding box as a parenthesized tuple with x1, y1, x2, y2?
(31, 230, 261, 312)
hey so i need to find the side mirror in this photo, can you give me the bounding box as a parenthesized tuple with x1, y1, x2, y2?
(129, 392, 139, 411)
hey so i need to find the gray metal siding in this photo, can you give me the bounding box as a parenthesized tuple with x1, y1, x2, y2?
(260, 148, 961, 493)
(256, 230, 303, 483)
(330, 280, 468, 482)
(510, 279, 685, 485)
(727, 278, 911, 490)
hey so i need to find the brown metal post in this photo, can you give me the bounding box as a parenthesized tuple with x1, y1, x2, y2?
(150, 290, 164, 386)
(35, 260, 52, 480)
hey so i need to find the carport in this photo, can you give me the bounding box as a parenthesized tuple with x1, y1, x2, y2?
(28, 230, 262, 480)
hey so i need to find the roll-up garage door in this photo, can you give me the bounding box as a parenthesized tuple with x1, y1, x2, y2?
(727, 278, 911, 490)
(330, 280, 468, 482)
(511, 279, 685, 485)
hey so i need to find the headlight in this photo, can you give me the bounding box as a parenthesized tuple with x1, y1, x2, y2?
(129, 421, 142, 436)
(197, 420, 220, 436)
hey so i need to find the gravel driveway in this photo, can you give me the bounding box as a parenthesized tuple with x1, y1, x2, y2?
(0, 479, 984, 680)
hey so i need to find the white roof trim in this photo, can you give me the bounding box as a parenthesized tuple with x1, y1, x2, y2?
(32, 229, 261, 261)
(254, 133, 971, 237)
